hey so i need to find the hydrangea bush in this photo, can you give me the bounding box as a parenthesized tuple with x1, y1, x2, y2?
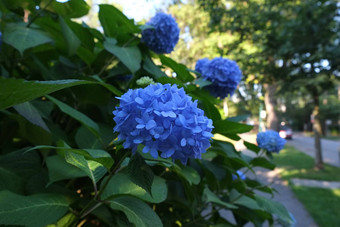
(141, 12, 180, 54)
(257, 130, 286, 153)
(195, 57, 242, 98)
(0, 1, 294, 227)
(113, 83, 213, 163)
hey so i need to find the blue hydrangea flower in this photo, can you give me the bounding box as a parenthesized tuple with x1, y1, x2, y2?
(141, 12, 180, 54)
(113, 83, 214, 164)
(195, 58, 209, 74)
(232, 170, 246, 181)
(195, 57, 242, 99)
(256, 130, 286, 153)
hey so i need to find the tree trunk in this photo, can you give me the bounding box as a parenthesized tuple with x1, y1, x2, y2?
(264, 83, 279, 131)
(312, 91, 324, 170)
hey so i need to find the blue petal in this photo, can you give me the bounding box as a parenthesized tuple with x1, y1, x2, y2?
(135, 97, 144, 104)
(146, 120, 157, 130)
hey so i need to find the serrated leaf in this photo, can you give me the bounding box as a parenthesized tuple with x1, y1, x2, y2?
(46, 95, 100, 137)
(0, 77, 96, 110)
(0, 191, 69, 227)
(46, 155, 87, 185)
(65, 152, 107, 184)
(104, 38, 141, 73)
(127, 153, 154, 195)
(3, 24, 52, 55)
(101, 173, 167, 203)
(203, 186, 237, 209)
(13, 101, 50, 132)
(108, 196, 163, 227)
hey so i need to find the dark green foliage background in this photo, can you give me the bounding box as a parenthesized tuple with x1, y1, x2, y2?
(0, 1, 293, 226)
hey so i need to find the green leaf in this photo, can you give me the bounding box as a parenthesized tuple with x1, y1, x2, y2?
(177, 166, 201, 185)
(194, 77, 212, 87)
(250, 157, 275, 170)
(26, 145, 113, 170)
(46, 155, 87, 185)
(0, 149, 42, 179)
(255, 195, 294, 225)
(230, 190, 262, 210)
(127, 153, 154, 195)
(244, 141, 260, 154)
(75, 124, 113, 149)
(104, 38, 141, 73)
(203, 186, 237, 209)
(227, 114, 250, 122)
(0, 191, 69, 227)
(101, 173, 167, 203)
(13, 101, 50, 132)
(3, 23, 52, 55)
(59, 17, 81, 56)
(213, 120, 253, 135)
(46, 95, 100, 136)
(65, 152, 107, 184)
(159, 55, 194, 82)
(143, 56, 167, 79)
(108, 196, 163, 227)
(99, 4, 139, 40)
(46, 212, 77, 227)
(0, 77, 96, 110)
(49, 0, 90, 18)
(0, 167, 24, 193)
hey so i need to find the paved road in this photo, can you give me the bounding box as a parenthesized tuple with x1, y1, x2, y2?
(286, 133, 340, 167)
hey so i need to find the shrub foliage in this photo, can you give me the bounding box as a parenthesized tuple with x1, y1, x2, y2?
(0, 1, 293, 226)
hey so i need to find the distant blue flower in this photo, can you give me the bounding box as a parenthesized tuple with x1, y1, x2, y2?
(195, 57, 242, 98)
(113, 83, 214, 164)
(141, 12, 180, 54)
(195, 58, 209, 74)
(256, 130, 286, 153)
(232, 170, 246, 181)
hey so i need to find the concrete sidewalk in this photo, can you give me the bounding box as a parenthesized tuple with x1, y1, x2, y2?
(241, 148, 318, 227)
(286, 133, 340, 167)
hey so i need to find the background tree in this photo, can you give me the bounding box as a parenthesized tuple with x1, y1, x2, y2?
(198, 0, 340, 169)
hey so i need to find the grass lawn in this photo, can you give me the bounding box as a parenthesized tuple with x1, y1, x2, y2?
(292, 186, 340, 227)
(273, 145, 340, 181)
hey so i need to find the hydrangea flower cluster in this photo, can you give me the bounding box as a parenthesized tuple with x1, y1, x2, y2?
(113, 83, 214, 164)
(195, 57, 242, 99)
(141, 12, 180, 54)
(232, 170, 246, 181)
(256, 130, 286, 153)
